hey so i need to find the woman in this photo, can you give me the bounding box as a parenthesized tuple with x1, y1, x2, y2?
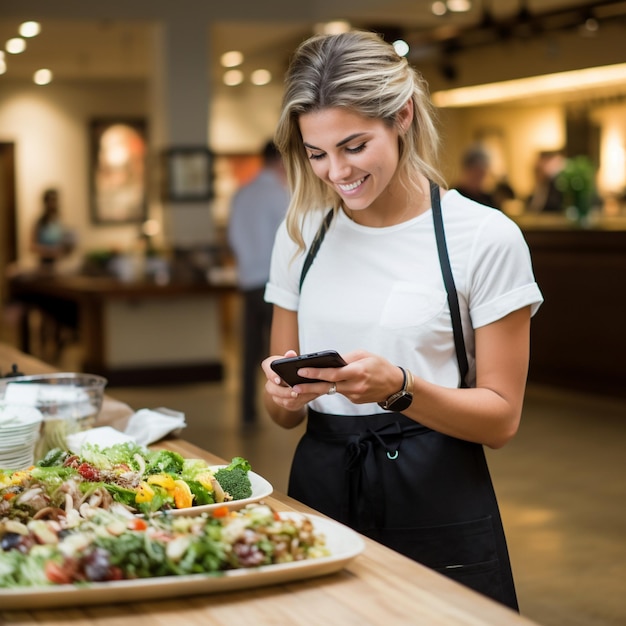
(31, 188, 75, 266)
(262, 30, 543, 610)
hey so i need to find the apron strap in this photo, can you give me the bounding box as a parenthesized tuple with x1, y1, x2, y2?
(430, 181, 470, 388)
(299, 208, 334, 292)
(299, 184, 470, 388)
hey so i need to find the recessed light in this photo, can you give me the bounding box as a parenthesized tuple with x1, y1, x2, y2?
(223, 69, 244, 86)
(393, 40, 410, 57)
(34, 68, 53, 85)
(19, 21, 41, 38)
(221, 51, 243, 68)
(447, 0, 472, 12)
(251, 69, 271, 86)
(6, 38, 26, 54)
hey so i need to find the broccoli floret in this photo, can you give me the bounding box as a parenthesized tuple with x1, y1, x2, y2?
(214, 467, 252, 501)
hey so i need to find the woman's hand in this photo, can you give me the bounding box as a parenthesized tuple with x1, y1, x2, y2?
(291, 350, 404, 406)
(262, 349, 400, 415)
(263, 350, 331, 427)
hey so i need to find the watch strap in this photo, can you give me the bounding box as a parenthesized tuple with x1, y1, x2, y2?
(378, 366, 413, 410)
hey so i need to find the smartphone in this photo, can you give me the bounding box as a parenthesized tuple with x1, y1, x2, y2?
(270, 350, 347, 386)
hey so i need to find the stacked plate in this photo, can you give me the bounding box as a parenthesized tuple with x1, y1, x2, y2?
(0, 404, 44, 469)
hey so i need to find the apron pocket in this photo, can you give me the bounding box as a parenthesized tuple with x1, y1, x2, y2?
(437, 558, 503, 602)
(367, 515, 505, 602)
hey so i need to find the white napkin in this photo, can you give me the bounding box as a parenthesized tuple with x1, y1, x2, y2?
(66, 426, 137, 453)
(65, 407, 186, 453)
(123, 407, 186, 446)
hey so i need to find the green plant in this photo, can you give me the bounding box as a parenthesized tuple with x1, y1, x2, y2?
(555, 155, 596, 217)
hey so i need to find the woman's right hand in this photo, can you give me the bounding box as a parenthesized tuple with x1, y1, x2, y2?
(262, 350, 334, 427)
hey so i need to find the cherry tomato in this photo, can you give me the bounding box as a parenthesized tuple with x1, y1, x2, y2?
(127, 518, 148, 531)
(212, 505, 229, 518)
(45, 561, 73, 584)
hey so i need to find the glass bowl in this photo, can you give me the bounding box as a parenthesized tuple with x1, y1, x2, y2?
(0, 373, 108, 460)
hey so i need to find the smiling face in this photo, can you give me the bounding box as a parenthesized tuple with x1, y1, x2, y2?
(299, 104, 414, 226)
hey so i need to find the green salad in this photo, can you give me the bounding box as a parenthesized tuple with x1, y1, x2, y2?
(0, 503, 329, 587)
(1, 443, 253, 517)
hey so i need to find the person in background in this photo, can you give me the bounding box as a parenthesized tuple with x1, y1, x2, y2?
(526, 150, 566, 213)
(28, 188, 78, 361)
(30, 188, 76, 267)
(454, 144, 497, 208)
(261, 30, 543, 610)
(227, 141, 289, 428)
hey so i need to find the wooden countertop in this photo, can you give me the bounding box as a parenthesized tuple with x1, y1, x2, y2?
(8, 270, 234, 301)
(0, 343, 542, 625)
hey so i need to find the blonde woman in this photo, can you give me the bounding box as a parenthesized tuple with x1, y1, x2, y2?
(262, 30, 542, 610)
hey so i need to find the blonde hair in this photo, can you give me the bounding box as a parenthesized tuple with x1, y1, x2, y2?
(274, 29, 444, 252)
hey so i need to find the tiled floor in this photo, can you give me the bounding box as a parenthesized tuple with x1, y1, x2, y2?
(5, 313, 626, 626)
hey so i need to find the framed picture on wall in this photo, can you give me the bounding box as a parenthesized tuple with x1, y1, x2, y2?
(89, 118, 148, 224)
(162, 146, 213, 202)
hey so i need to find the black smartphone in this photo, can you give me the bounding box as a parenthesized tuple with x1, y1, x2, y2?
(270, 350, 347, 386)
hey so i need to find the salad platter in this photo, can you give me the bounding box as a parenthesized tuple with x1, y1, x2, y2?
(1, 443, 272, 517)
(0, 507, 365, 610)
(1, 442, 364, 610)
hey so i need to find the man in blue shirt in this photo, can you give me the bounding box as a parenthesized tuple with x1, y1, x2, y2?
(227, 141, 289, 427)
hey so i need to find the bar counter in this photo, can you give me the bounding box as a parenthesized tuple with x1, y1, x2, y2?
(514, 216, 626, 399)
(0, 343, 542, 625)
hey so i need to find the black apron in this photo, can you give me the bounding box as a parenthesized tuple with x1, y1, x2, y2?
(288, 182, 519, 610)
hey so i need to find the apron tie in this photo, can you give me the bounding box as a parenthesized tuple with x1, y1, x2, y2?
(340, 421, 420, 529)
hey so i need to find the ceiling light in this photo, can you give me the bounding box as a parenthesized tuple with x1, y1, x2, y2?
(221, 51, 243, 68)
(446, 0, 472, 12)
(19, 21, 41, 38)
(431, 2, 447, 16)
(316, 20, 351, 35)
(393, 39, 410, 57)
(251, 69, 271, 86)
(6, 38, 26, 54)
(432, 63, 626, 107)
(223, 69, 244, 86)
(0, 59, 6, 75)
(33, 68, 53, 85)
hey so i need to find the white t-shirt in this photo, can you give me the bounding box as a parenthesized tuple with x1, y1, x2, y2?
(265, 190, 544, 416)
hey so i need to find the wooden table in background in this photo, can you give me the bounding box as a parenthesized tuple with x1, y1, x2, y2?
(8, 272, 236, 386)
(0, 343, 542, 625)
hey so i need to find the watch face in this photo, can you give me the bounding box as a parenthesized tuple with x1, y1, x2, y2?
(379, 391, 413, 411)
(388, 393, 413, 411)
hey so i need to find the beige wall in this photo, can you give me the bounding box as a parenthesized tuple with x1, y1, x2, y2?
(0, 80, 148, 264)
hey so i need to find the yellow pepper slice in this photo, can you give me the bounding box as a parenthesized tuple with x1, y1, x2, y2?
(135, 481, 156, 504)
(172, 479, 194, 509)
(146, 473, 176, 491)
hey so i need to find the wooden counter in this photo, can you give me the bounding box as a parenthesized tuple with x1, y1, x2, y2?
(0, 343, 542, 625)
(8, 272, 235, 386)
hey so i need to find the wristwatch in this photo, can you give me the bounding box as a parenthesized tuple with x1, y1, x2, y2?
(378, 367, 414, 411)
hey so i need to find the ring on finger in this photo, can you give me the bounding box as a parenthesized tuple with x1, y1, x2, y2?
(327, 382, 337, 396)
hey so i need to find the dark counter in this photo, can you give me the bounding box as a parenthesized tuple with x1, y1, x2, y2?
(524, 228, 626, 399)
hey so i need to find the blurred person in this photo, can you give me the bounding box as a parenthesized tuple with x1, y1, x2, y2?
(27, 188, 78, 362)
(454, 145, 497, 208)
(227, 141, 289, 427)
(526, 150, 566, 213)
(30, 188, 76, 267)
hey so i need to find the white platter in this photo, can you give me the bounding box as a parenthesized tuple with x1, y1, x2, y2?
(0, 513, 365, 610)
(153, 466, 274, 516)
